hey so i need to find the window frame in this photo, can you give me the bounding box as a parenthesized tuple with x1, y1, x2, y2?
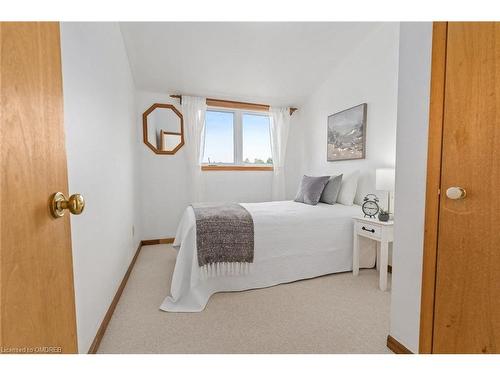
(202, 107, 273, 171)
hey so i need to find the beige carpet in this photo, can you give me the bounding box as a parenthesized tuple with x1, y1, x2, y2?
(97, 244, 392, 353)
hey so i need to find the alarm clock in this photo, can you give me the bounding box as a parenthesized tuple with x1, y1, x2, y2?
(362, 194, 380, 218)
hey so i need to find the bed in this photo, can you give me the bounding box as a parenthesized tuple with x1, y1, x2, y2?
(160, 200, 375, 312)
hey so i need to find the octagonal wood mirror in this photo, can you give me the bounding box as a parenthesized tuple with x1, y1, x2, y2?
(143, 103, 184, 154)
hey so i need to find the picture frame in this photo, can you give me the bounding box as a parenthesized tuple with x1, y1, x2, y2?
(327, 103, 367, 161)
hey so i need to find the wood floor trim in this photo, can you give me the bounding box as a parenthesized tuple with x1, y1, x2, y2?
(387, 335, 413, 354)
(87, 237, 174, 354)
(141, 237, 175, 246)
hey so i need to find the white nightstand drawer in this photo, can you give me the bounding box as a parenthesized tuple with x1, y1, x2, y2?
(356, 221, 382, 239)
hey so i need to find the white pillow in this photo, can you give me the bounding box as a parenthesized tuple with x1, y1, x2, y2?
(336, 170, 360, 206)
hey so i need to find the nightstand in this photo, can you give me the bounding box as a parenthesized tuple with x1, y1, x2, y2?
(352, 217, 394, 291)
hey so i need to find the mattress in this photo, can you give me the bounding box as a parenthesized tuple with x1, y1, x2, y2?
(160, 200, 375, 312)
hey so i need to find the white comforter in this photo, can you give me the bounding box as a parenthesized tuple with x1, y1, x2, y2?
(160, 201, 375, 312)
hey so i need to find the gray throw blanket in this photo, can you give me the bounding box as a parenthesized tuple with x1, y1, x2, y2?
(191, 202, 254, 278)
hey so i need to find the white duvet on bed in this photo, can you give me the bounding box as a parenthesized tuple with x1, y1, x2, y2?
(160, 200, 375, 312)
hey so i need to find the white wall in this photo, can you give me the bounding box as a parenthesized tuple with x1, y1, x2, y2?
(389, 22, 433, 353)
(60, 22, 139, 353)
(286, 23, 400, 208)
(135, 91, 274, 240)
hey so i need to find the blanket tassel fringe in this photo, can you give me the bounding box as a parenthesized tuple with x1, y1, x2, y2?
(200, 262, 252, 279)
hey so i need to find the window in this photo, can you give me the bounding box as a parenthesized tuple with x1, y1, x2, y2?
(202, 111, 234, 164)
(242, 114, 272, 165)
(202, 109, 273, 170)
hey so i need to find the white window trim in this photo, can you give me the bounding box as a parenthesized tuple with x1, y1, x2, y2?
(203, 107, 273, 167)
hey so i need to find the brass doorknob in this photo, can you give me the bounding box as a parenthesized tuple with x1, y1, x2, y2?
(50, 192, 85, 218)
(446, 186, 467, 200)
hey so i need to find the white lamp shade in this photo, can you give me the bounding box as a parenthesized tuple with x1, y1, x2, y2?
(376, 168, 395, 191)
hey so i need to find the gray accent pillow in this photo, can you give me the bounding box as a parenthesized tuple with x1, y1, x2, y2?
(294, 175, 331, 205)
(320, 174, 343, 204)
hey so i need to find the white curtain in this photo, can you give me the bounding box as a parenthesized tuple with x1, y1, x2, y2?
(182, 96, 207, 203)
(269, 107, 291, 201)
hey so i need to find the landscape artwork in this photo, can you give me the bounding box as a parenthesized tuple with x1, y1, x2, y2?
(327, 103, 367, 161)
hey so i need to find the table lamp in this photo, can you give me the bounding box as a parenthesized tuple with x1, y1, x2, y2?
(376, 168, 395, 215)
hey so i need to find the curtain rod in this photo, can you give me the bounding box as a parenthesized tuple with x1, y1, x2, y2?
(170, 95, 298, 116)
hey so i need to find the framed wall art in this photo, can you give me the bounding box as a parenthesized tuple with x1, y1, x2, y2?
(327, 103, 367, 161)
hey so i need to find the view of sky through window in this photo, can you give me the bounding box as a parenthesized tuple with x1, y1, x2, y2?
(202, 110, 272, 165)
(202, 111, 234, 164)
(242, 114, 272, 164)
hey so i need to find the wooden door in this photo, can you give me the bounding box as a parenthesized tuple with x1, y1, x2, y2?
(1, 22, 78, 353)
(432, 22, 500, 353)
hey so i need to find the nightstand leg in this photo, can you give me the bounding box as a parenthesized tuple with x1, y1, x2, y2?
(353, 231, 359, 276)
(376, 242, 380, 271)
(379, 240, 388, 291)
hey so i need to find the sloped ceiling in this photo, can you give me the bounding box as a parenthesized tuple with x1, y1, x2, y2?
(120, 22, 382, 107)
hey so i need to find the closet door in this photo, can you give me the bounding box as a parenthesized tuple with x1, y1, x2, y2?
(432, 22, 500, 353)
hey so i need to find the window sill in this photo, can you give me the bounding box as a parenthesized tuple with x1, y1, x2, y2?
(201, 165, 274, 171)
